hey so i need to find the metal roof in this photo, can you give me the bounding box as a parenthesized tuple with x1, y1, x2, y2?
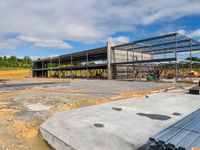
(150, 108, 200, 150)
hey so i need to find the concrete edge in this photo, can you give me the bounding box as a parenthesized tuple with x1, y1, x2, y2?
(40, 127, 76, 150)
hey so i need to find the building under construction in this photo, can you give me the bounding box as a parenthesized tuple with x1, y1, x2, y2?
(32, 33, 200, 81)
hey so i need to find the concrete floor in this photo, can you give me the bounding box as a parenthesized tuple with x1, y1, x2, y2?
(41, 88, 200, 150)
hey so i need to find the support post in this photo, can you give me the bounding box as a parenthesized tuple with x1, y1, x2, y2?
(59, 57, 61, 78)
(175, 35, 178, 82)
(141, 52, 143, 60)
(50, 58, 52, 78)
(42, 61, 44, 78)
(107, 41, 114, 80)
(86, 53, 89, 79)
(132, 45, 136, 79)
(150, 46, 153, 60)
(127, 50, 129, 78)
(182, 64, 184, 79)
(190, 40, 192, 80)
(70, 55, 73, 79)
(32, 62, 34, 78)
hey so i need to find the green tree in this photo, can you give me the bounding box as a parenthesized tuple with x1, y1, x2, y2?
(0, 56, 32, 69)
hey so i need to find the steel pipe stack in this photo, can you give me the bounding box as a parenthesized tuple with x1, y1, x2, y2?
(146, 109, 200, 150)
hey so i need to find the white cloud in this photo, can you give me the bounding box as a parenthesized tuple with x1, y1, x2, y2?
(29, 56, 45, 61)
(108, 36, 130, 45)
(177, 29, 186, 35)
(48, 54, 60, 58)
(0, 0, 200, 49)
(0, 38, 19, 49)
(188, 29, 200, 38)
(0, 41, 16, 49)
(18, 35, 72, 49)
(175, 29, 200, 40)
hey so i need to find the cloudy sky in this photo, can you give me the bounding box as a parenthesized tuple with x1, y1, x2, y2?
(0, 0, 200, 59)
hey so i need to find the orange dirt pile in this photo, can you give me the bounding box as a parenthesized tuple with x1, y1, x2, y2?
(0, 69, 31, 79)
(13, 119, 50, 150)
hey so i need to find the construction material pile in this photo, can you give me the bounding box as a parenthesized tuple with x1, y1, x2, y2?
(147, 109, 200, 150)
(189, 81, 200, 95)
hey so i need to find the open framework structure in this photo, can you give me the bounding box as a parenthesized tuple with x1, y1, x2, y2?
(32, 33, 200, 81)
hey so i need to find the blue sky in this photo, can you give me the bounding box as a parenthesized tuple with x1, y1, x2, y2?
(0, 0, 200, 59)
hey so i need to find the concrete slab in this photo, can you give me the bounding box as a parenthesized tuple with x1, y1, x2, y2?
(40, 89, 200, 150)
(27, 103, 51, 111)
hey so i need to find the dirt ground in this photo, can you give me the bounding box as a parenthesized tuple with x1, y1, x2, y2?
(0, 77, 190, 150)
(0, 69, 31, 79)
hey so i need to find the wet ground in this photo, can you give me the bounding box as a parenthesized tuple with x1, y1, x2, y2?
(136, 113, 172, 120)
(0, 78, 189, 150)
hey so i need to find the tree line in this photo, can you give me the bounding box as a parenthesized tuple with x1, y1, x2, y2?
(0, 56, 31, 68)
(186, 57, 200, 62)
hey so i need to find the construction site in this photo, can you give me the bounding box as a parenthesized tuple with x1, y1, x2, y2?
(32, 33, 200, 82)
(0, 33, 200, 150)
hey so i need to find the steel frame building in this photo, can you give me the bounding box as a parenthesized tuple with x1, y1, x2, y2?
(32, 33, 200, 81)
(32, 47, 108, 79)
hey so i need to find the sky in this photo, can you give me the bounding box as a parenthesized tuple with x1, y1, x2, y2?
(0, 0, 200, 60)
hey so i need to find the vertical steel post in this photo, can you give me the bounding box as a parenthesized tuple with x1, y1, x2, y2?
(151, 46, 153, 60)
(182, 64, 184, 79)
(132, 45, 135, 77)
(86, 53, 89, 79)
(59, 57, 61, 78)
(32, 62, 34, 78)
(50, 58, 52, 78)
(42, 61, 44, 78)
(190, 39, 192, 80)
(127, 50, 128, 78)
(175, 35, 178, 82)
(133, 45, 135, 80)
(70, 55, 73, 78)
(141, 52, 143, 60)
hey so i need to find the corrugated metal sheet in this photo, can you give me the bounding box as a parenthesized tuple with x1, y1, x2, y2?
(149, 109, 200, 150)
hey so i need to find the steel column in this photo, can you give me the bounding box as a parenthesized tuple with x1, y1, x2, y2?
(50, 58, 52, 78)
(59, 57, 61, 78)
(190, 40, 192, 80)
(86, 53, 89, 79)
(71, 55, 73, 78)
(42, 61, 44, 78)
(175, 35, 178, 82)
